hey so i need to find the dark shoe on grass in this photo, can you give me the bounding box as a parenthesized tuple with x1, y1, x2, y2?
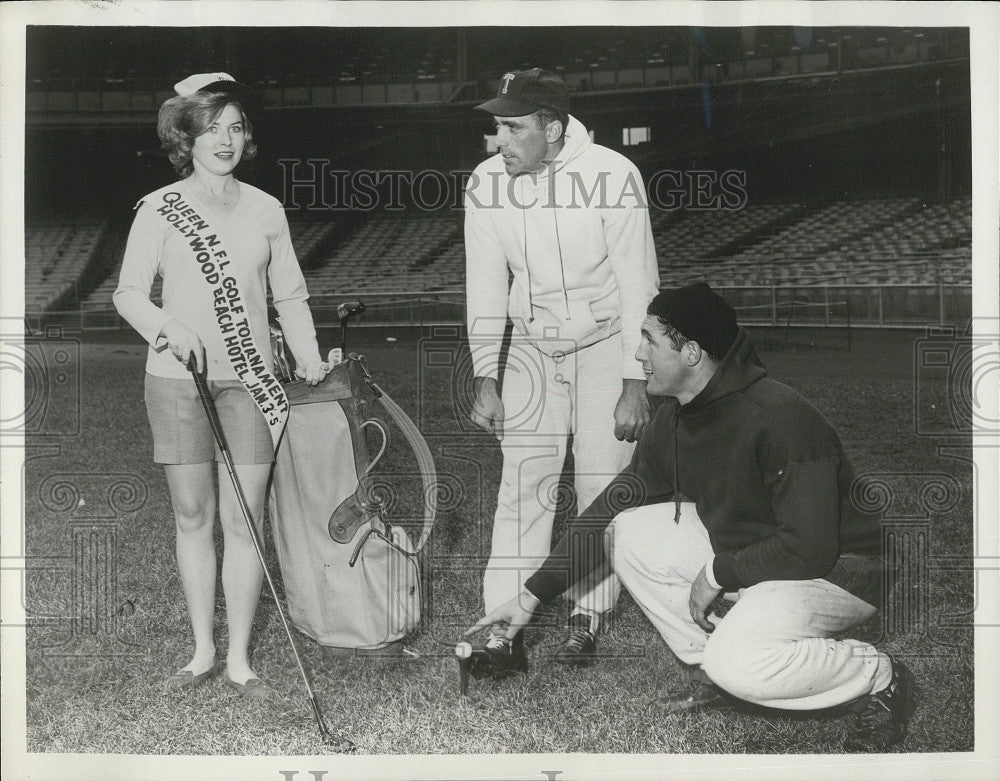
(164, 664, 218, 689)
(553, 613, 598, 668)
(651, 680, 728, 713)
(224, 674, 277, 701)
(844, 656, 917, 752)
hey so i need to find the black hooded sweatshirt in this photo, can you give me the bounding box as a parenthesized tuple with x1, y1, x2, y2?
(525, 327, 883, 608)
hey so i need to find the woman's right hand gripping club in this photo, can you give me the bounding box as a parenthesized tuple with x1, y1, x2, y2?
(161, 318, 206, 374)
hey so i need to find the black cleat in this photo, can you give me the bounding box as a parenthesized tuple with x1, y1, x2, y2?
(650, 680, 728, 712)
(650, 666, 731, 712)
(480, 630, 528, 678)
(844, 655, 917, 752)
(553, 613, 598, 668)
(457, 625, 528, 692)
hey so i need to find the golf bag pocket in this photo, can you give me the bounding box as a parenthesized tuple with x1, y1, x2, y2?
(333, 511, 421, 651)
(269, 355, 432, 654)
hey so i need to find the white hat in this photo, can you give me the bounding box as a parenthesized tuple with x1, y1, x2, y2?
(173, 72, 262, 117)
(174, 72, 238, 96)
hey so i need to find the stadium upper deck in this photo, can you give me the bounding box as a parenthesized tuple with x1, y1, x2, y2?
(26, 26, 968, 113)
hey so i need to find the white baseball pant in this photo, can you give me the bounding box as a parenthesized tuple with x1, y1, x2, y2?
(483, 332, 635, 616)
(610, 501, 894, 710)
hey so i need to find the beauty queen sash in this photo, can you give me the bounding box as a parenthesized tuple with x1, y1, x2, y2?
(153, 189, 289, 447)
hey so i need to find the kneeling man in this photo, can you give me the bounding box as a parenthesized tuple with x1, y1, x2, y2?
(467, 282, 915, 752)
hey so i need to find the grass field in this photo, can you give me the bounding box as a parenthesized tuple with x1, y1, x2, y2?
(20, 325, 975, 757)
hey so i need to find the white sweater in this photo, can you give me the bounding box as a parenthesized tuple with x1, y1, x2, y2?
(114, 179, 321, 381)
(464, 115, 660, 380)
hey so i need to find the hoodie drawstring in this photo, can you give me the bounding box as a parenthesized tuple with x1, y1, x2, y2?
(550, 201, 571, 320)
(672, 411, 681, 523)
(520, 180, 534, 322)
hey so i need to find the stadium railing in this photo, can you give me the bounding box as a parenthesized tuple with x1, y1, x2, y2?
(32, 282, 971, 337)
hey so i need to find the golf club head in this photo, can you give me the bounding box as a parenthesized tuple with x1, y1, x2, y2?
(337, 300, 366, 321)
(322, 731, 356, 753)
(269, 325, 293, 382)
(315, 713, 356, 752)
(338, 300, 366, 353)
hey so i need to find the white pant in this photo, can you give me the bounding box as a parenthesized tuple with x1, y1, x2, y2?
(483, 333, 634, 614)
(611, 502, 893, 710)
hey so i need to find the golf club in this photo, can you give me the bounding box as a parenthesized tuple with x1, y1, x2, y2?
(337, 300, 366, 354)
(187, 356, 354, 752)
(268, 325, 293, 382)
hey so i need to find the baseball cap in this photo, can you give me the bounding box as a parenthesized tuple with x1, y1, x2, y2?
(174, 72, 263, 119)
(475, 68, 569, 117)
(647, 282, 739, 358)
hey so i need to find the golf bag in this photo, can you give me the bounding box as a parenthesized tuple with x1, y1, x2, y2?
(267, 348, 436, 654)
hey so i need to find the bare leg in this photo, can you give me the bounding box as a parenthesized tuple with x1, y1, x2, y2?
(217, 462, 272, 684)
(164, 461, 218, 675)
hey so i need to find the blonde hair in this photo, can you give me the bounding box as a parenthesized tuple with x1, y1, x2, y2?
(157, 91, 257, 178)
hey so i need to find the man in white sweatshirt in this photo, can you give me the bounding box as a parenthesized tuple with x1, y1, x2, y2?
(464, 68, 660, 665)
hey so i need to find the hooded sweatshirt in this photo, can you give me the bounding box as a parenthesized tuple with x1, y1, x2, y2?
(525, 327, 884, 606)
(464, 115, 660, 380)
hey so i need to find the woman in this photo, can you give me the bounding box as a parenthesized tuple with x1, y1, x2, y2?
(114, 73, 328, 698)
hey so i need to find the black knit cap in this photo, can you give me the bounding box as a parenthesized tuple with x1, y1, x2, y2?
(647, 282, 739, 358)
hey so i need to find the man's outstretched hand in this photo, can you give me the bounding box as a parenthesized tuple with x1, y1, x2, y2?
(464, 590, 541, 640)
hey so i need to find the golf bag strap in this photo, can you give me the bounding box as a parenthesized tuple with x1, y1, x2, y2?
(368, 380, 437, 553)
